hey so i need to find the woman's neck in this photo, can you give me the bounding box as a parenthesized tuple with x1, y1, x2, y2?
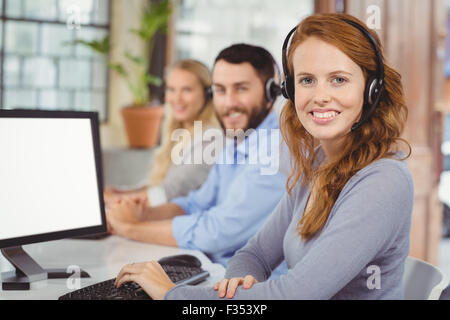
(320, 136, 346, 164)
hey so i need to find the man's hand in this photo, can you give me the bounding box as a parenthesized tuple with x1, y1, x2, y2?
(104, 188, 150, 209)
(108, 197, 146, 223)
(106, 197, 147, 238)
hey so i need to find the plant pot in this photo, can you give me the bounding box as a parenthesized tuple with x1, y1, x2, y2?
(121, 105, 165, 148)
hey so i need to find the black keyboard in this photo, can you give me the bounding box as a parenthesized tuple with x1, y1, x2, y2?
(58, 255, 210, 300)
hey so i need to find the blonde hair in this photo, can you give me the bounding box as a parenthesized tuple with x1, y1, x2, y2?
(150, 60, 219, 186)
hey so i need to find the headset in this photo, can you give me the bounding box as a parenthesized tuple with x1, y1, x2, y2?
(205, 86, 213, 102)
(208, 56, 282, 104)
(265, 62, 282, 102)
(280, 18, 385, 132)
(195, 86, 212, 116)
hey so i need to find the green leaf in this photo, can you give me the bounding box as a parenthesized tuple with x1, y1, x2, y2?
(124, 51, 145, 65)
(145, 74, 162, 87)
(130, 0, 172, 41)
(108, 63, 128, 78)
(64, 35, 111, 56)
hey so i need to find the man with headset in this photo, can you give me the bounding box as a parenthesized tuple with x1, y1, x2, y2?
(106, 43, 288, 277)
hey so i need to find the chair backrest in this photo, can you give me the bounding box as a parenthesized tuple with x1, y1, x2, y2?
(402, 256, 449, 300)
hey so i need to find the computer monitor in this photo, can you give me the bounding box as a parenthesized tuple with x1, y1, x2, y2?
(0, 110, 107, 290)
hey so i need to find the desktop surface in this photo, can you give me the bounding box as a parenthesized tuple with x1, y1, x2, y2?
(0, 236, 225, 300)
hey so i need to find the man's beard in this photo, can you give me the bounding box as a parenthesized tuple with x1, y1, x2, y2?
(215, 101, 271, 135)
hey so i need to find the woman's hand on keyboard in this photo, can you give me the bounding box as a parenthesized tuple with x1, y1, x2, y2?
(213, 275, 258, 299)
(114, 261, 176, 300)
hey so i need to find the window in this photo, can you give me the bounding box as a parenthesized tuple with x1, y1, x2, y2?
(0, 0, 110, 121)
(172, 0, 314, 69)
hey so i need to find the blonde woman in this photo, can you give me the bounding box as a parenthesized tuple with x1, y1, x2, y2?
(106, 60, 221, 207)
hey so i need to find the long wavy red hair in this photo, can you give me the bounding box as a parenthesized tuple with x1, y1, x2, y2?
(280, 13, 411, 240)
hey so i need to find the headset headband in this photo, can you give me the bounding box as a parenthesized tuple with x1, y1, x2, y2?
(281, 26, 297, 85)
(341, 18, 384, 85)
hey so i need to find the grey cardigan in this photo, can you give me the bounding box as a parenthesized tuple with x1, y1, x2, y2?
(165, 151, 414, 299)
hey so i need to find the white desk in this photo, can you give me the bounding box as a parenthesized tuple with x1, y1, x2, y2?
(0, 236, 225, 300)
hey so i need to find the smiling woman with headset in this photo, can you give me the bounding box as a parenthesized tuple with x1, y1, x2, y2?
(113, 13, 414, 300)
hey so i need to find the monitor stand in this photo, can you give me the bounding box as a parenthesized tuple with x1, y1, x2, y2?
(1, 246, 90, 291)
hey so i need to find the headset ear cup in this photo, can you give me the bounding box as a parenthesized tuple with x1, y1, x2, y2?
(270, 82, 281, 101)
(205, 87, 213, 102)
(286, 76, 295, 104)
(265, 78, 275, 101)
(365, 76, 379, 106)
(281, 78, 295, 104)
(281, 81, 289, 99)
(265, 78, 282, 102)
(359, 76, 381, 129)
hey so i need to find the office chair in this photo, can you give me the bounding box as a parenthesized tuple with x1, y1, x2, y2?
(402, 256, 449, 300)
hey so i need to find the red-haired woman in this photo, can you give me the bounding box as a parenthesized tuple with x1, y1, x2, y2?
(114, 13, 414, 300)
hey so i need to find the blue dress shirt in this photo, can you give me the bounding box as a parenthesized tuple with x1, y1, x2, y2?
(171, 111, 287, 273)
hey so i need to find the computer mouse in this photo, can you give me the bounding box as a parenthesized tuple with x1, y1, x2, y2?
(158, 254, 202, 268)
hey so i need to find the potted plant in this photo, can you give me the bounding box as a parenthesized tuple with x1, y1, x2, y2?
(72, 0, 172, 148)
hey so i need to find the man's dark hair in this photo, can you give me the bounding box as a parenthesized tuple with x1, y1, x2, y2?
(214, 43, 277, 85)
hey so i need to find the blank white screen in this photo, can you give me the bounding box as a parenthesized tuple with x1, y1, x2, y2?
(0, 118, 103, 240)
